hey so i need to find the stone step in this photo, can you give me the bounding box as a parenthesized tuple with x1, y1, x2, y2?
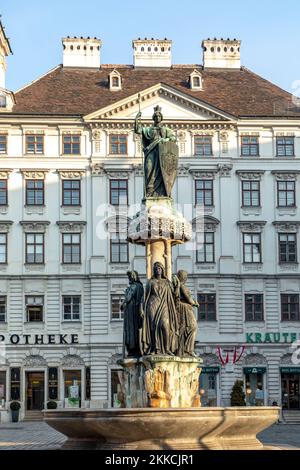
(23, 411, 43, 421)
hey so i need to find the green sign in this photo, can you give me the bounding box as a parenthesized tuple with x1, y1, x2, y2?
(280, 367, 300, 374)
(201, 367, 220, 373)
(243, 367, 266, 374)
(246, 332, 298, 344)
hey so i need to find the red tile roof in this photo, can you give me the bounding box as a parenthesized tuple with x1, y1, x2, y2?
(12, 65, 300, 118)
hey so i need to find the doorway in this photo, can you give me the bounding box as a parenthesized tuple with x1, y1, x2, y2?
(282, 374, 300, 409)
(26, 371, 45, 410)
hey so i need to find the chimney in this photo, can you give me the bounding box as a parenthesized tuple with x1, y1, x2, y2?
(62, 37, 102, 68)
(202, 38, 241, 69)
(0, 20, 12, 89)
(132, 38, 172, 67)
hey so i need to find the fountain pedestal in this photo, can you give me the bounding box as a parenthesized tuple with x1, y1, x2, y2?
(118, 355, 202, 408)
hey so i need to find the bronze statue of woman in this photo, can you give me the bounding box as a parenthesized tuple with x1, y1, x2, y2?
(121, 270, 144, 357)
(134, 106, 178, 199)
(173, 270, 199, 357)
(141, 261, 179, 356)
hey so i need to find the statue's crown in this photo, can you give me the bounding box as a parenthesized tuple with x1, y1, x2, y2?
(153, 105, 162, 113)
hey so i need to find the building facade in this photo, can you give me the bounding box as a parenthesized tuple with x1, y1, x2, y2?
(0, 25, 300, 420)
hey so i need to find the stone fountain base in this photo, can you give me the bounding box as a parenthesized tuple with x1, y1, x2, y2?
(43, 406, 280, 450)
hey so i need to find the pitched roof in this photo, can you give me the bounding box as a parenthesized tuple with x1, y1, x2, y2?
(12, 64, 300, 118)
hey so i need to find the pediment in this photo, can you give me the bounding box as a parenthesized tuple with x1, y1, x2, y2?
(84, 83, 234, 122)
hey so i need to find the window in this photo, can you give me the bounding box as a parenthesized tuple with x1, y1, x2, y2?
(62, 134, 81, 155)
(241, 136, 259, 156)
(193, 76, 201, 87)
(281, 294, 300, 321)
(26, 295, 44, 322)
(197, 293, 216, 321)
(111, 294, 124, 320)
(0, 135, 7, 154)
(194, 136, 213, 156)
(243, 233, 261, 263)
(242, 181, 260, 207)
(196, 232, 215, 263)
(109, 134, 127, 155)
(25, 180, 44, 206)
(25, 134, 44, 154)
(112, 76, 119, 87)
(0, 296, 6, 322)
(0, 180, 7, 205)
(110, 179, 128, 206)
(0, 234, 7, 264)
(62, 233, 81, 264)
(62, 296, 81, 321)
(277, 181, 295, 207)
(245, 294, 264, 321)
(195, 180, 213, 206)
(110, 218, 128, 263)
(276, 136, 294, 157)
(279, 233, 297, 263)
(25, 233, 44, 264)
(62, 180, 81, 206)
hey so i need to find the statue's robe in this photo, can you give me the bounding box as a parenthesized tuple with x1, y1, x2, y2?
(123, 281, 144, 356)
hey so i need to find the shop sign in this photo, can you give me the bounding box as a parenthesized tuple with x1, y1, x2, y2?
(201, 367, 220, 373)
(243, 367, 266, 374)
(0, 334, 79, 345)
(280, 367, 300, 374)
(246, 332, 298, 344)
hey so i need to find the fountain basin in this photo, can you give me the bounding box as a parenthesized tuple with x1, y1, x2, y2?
(44, 406, 280, 450)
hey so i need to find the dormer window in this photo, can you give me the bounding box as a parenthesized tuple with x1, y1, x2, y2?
(109, 70, 122, 91)
(190, 70, 203, 90)
(0, 93, 6, 108)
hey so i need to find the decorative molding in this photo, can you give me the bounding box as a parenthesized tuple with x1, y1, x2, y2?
(243, 264, 263, 271)
(23, 355, 47, 367)
(279, 264, 298, 271)
(189, 169, 218, 179)
(133, 164, 143, 177)
(104, 169, 131, 178)
(242, 353, 267, 366)
(218, 164, 232, 177)
(91, 163, 105, 176)
(273, 221, 300, 232)
(20, 221, 50, 233)
(0, 221, 13, 232)
(271, 171, 300, 181)
(236, 170, 265, 180)
(21, 169, 49, 179)
(219, 131, 229, 142)
(108, 353, 123, 365)
(0, 169, 12, 179)
(25, 206, 44, 216)
(178, 165, 190, 176)
(237, 221, 266, 232)
(61, 354, 84, 367)
(57, 170, 86, 179)
(56, 221, 86, 233)
(200, 353, 221, 366)
(280, 353, 293, 365)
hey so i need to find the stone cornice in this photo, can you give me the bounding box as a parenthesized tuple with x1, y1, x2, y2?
(20, 169, 50, 179)
(0, 169, 12, 178)
(272, 221, 300, 232)
(20, 221, 50, 232)
(57, 169, 86, 179)
(237, 221, 267, 232)
(236, 170, 265, 180)
(271, 170, 300, 180)
(56, 221, 86, 233)
(0, 221, 13, 232)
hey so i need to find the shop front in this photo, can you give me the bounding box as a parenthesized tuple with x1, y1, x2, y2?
(243, 367, 266, 406)
(26, 371, 45, 411)
(199, 367, 220, 406)
(281, 367, 300, 410)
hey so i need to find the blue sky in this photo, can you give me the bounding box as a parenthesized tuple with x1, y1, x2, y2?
(1, 0, 300, 94)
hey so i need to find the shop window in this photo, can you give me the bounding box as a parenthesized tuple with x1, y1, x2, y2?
(10, 367, 21, 400)
(64, 370, 81, 406)
(85, 367, 91, 400)
(199, 370, 218, 406)
(245, 368, 264, 406)
(0, 370, 6, 403)
(48, 367, 58, 400)
(25, 295, 44, 322)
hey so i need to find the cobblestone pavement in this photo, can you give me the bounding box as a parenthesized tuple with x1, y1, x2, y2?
(0, 421, 299, 450)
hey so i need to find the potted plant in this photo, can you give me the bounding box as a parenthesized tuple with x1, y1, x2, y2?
(46, 401, 57, 410)
(230, 380, 246, 406)
(10, 401, 21, 422)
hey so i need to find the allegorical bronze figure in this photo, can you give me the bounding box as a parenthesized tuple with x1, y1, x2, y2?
(173, 270, 199, 357)
(141, 262, 179, 356)
(121, 270, 144, 357)
(134, 105, 178, 199)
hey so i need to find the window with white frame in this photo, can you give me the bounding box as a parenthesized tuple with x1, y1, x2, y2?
(25, 295, 44, 322)
(62, 295, 81, 321)
(111, 294, 124, 321)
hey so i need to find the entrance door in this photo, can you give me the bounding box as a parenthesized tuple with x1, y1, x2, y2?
(26, 372, 45, 410)
(282, 374, 300, 409)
